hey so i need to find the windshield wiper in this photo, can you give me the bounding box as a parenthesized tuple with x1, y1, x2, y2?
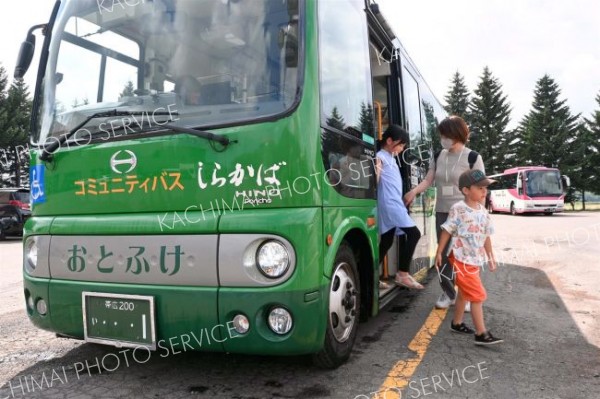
(160, 124, 231, 147)
(85, 122, 233, 148)
(39, 110, 178, 161)
(40, 110, 233, 161)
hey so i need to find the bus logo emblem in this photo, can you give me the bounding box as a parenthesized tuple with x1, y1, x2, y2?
(110, 150, 137, 174)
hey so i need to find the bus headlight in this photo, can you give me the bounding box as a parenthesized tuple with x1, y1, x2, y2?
(232, 314, 250, 334)
(36, 299, 48, 316)
(25, 236, 39, 272)
(256, 240, 290, 278)
(25, 291, 34, 313)
(268, 307, 293, 335)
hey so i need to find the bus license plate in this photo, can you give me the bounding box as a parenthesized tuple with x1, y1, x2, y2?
(83, 292, 156, 350)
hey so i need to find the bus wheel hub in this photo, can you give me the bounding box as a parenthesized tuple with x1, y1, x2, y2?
(329, 262, 357, 342)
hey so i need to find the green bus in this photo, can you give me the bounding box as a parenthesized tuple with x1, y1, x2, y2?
(17, 0, 445, 368)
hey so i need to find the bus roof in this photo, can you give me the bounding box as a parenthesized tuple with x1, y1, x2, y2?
(368, 1, 446, 112)
(501, 166, 559, 175)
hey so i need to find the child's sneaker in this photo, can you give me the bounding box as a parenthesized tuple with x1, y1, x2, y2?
(474, 331, 503, 345)
(435, 293, 455, 309)
(450, 322, 475, 334)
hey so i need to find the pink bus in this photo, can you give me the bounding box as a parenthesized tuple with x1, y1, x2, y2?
(487, 167, 570, 215)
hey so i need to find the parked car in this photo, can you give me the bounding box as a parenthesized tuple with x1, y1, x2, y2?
(0, 188, 30, 240)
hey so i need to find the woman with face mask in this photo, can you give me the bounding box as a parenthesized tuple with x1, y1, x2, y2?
(404, 116, 485, 310)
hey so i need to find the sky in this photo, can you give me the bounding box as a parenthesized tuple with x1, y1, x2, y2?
(0, 0, 599, 130)
(1, 1, 56, 90)
(377, 0, 600, 128)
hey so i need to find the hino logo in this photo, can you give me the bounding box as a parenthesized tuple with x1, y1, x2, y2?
(110, 150, 137, 174)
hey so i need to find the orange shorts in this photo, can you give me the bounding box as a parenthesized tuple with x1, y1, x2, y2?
(449, 253, 487, 302)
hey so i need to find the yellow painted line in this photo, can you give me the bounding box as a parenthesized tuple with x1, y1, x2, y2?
(373, 307, 448, 399)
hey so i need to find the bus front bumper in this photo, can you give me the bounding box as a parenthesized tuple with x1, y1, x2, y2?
(23, 275, 328, 356)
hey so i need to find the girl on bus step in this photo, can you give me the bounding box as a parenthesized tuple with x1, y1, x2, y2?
(376, 125, 424, 290)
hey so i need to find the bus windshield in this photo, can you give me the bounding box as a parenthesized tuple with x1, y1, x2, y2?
(525, 170, 562, 197)
(35, 0, 301, 144)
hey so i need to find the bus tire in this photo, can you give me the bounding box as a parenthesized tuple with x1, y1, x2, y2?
(510, 202, 517, 216)
(544, 212, 553, 216)
(313, 242, 360, 369)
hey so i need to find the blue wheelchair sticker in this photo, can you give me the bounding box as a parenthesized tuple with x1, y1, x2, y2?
(30, 165, 46, 204)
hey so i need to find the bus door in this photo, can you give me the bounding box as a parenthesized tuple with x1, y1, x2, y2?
(517, 171, 524, 197)
(367, 38, 398, 298)
(366, 40, 431, 300)
(397, 59, 431, 278)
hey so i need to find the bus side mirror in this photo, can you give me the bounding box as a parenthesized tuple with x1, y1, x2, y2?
(14, 24, 46, 79)
(562, 175, 570, 188)
(516, 179, 522, 189)
(14, 32, 36, 79)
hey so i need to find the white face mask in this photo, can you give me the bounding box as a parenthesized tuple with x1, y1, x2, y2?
(440, 137, 454, 150)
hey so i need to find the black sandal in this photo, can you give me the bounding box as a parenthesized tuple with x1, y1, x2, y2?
(450, 322, 475, 334)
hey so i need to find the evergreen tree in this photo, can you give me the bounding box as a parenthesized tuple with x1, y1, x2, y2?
(0, 64, 9, 186)
(563, 120, 599, 209)
(422, 100, 440, 153)
(564, 186, 579, 210)
(326, 106, 345, 131)
(586, 92, 600, 130)
(120, 80, 135, 98)
(1, 79, 32, 187)
(515, 75, 579, 170)
(502, 127, 521, 171)
(5, 79, 31, 143)
(358, 102, 374, 137)
(0, 65, 7, 105)
(467, 67, 513, 174)
(0, 65, 9, 137)
(0, 63, 32, 187)
(444, 71, 470, 119)
(582, 91, 600, 195)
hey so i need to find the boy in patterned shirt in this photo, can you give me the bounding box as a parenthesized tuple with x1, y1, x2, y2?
(435, 169, 503, 345)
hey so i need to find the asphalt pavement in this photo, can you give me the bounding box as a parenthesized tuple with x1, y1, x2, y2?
(1, 213, 599, 398)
